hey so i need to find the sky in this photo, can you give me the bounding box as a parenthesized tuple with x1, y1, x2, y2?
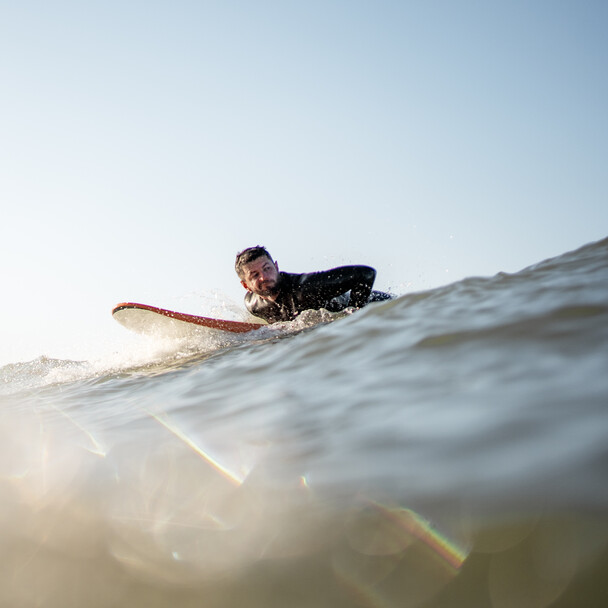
(2, 1, 607, 366)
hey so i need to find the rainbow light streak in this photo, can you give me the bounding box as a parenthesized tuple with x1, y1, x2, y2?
(334, 503, 470, 607)
(143, 409, 245, 487)
(49, 404, 106, 457)
(371, 502, 469, 571)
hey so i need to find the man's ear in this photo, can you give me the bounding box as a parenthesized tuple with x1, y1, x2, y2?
(240, 280, 250, 291)
(275, 261, 279, 272)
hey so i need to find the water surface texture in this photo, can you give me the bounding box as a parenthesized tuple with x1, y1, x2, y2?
(2, 238, 607, 608)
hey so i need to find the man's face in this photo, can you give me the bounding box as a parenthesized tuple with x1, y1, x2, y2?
(240, 255, 280, 297)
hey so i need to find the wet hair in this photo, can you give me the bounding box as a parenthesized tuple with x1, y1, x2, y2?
(235, 246, 274, 279)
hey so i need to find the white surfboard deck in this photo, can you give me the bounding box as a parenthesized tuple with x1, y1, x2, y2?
(112, 302, 265, 340)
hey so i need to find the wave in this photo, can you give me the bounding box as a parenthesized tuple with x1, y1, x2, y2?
(1, 237, 607, 607)
(3, 237, 607, 394)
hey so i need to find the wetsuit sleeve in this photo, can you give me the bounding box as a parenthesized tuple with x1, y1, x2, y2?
(244, 290, 290, 323)
(244, 292, 273, 323)
(298, 265, 376, 309)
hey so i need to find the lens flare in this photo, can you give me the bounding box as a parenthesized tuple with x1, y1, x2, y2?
(143, 409, 246, 486)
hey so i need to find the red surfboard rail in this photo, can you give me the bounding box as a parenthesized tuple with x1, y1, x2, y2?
(112, 302, 265, 334)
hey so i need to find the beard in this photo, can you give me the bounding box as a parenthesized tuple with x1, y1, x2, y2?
(255, 281, 279, 297)
(254, 274, 281, 298)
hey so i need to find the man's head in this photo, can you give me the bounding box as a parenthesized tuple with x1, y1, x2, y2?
(235, 246, 280, 298)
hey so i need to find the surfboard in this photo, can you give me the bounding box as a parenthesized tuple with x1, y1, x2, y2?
(112, 302, 265, 339)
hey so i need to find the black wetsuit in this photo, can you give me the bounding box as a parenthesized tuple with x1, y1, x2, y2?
(244, 265, 390, 323)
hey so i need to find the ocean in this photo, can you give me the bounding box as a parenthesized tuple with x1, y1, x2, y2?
(1, 238, 607, 608)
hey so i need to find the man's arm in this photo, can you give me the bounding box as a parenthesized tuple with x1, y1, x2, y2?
(244, 291, 282, 323)
(298, 265, 377, 309)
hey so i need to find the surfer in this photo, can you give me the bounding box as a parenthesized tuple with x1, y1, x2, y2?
(235, 246, 391, 323)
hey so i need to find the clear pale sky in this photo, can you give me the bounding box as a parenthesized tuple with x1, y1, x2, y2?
(2, 1, 607, 365)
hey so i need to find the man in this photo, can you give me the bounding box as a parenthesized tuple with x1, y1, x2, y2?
(235, 245, 390, 323)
